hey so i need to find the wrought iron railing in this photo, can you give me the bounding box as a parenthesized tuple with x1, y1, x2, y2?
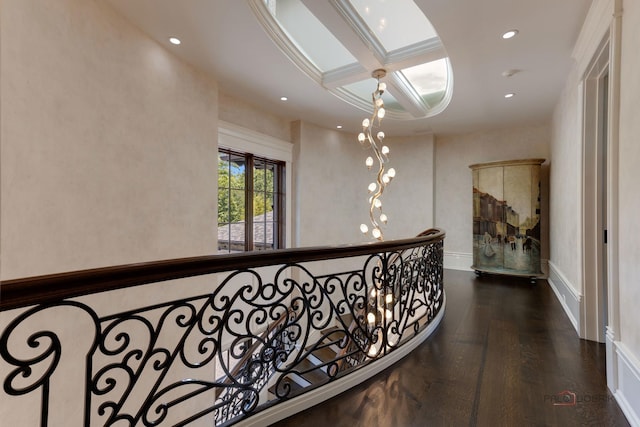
(0, 228, 445, 426)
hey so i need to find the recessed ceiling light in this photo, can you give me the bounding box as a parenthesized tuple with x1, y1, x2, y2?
(169, 37, 181, 45)
(280, 96, 288, 101)
(336, 125, 343, 129)
(502, 69, 520, 77)
(504, 93, 515, 99)
(502, 30, 518, 39)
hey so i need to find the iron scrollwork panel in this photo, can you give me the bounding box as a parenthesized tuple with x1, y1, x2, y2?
(0, 238, 444, 426)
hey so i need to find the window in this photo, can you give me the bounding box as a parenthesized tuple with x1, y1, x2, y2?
(217, 148, 285, 252)
(251, 0, 452, 120)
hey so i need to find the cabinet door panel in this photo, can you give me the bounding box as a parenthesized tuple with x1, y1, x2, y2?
(503, 165, 541, 272)
(470, 159, 544, 277)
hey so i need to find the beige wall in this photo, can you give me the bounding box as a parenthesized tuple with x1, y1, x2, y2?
(218, 90, 292, 143)
(618, 0, 640, 360)
(434, 124, 551, 261)
(550, 0, 640, 351)
(294, 120, 374, 247)
(549, 0, 640, 420)
(1, 1, 221, 425)
(549, 66, 582, 288)
(383, 134, 436, 238)
(293, 121, 435, 248)
(1, 0, 219, 280)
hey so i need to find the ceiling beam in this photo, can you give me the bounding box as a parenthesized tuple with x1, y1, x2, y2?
(385, 72, 430, 117)
(301, 0, 382, 71)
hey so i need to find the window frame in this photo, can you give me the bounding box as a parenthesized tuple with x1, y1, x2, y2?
(218, 148, 285, 252)
(217, 121, 293, 253)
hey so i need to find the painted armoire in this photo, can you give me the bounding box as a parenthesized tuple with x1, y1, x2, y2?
(469, 159, 544, 281)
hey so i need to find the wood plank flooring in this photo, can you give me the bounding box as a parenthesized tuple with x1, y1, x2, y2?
(271, 270, 630, 427)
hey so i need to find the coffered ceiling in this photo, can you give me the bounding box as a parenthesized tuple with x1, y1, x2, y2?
(105, 0, 592, 136)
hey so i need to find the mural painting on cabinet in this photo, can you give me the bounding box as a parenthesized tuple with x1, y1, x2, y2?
(470, 159, 544, 280)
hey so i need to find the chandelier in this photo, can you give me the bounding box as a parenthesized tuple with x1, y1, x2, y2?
(358, 69, 396, 241)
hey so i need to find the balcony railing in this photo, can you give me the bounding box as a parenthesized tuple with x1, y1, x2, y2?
(0, 228, 445, 427)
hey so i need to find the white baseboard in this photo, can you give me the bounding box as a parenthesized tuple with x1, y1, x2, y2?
(443, 251, 473, 271)
(607, 334, 640, 427)
(546, 261, 582, 336)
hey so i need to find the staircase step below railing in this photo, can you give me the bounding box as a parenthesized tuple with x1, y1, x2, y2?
(295, 358, 330, 385)
(307, 346, 339, 367)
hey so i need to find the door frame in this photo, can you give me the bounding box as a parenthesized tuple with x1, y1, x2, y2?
(581, 37, 609, 343)
(580, 7, 621, 363)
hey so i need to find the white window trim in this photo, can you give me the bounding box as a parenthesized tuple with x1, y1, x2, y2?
(218, 121, 293, 249)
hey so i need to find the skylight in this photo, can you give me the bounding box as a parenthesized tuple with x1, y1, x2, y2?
(251, 0, 452, 120)
(401, 59, 448, 106)
(342, 78, 403, 114)
(270, 0, 356, 71)
(349, 0, 438, 51)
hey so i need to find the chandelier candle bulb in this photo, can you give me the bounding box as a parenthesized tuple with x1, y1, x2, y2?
(366, 156, 374, 168)
(372, 228, 382, 239)
(368, 345, 377, 357)
(367, 312, 376, 324)
(356, 68, 394, 241)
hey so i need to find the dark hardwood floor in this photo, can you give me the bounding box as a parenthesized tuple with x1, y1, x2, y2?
(271, 270, 630, 427)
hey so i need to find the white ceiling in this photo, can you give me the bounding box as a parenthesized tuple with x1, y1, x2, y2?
(105, 0, 592, 136)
